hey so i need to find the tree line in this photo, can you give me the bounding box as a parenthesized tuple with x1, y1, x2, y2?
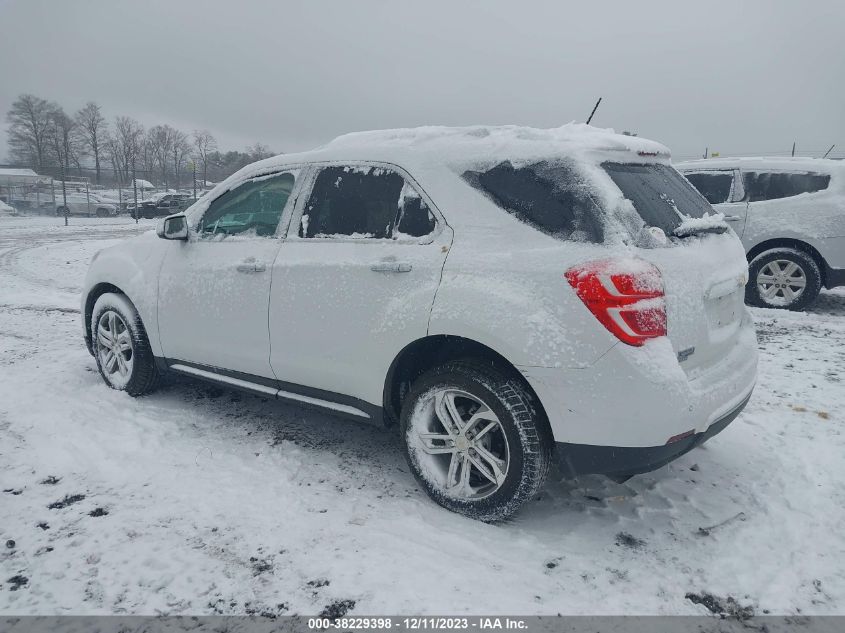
(5, 93, 276, 189)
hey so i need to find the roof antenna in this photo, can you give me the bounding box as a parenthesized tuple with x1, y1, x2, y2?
(586, 97, 602, 125)
(823, 144, 835, 159)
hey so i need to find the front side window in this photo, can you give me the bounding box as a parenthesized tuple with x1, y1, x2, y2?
(199, 172, 295, 239)
(743, 171, 830, 202)
(683, 171, 734, 204)
(300, 165, 434, 239)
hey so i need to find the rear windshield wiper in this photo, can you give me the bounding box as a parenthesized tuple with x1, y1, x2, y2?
(672, 224, 727, 238)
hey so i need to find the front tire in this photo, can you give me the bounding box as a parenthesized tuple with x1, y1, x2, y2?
(91, 293, 160, 396)
(400, 361, 552, 522)
(746, 248, 821, 310)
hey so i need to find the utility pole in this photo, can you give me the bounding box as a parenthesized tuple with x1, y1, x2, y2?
(61, 163, 68, 227)
(704, 147, 709, 159)
(791, 142, 796, 157)
(191, 160, 197, 202)
(132, 159, 138, 225)
(586, 97, 602, 125)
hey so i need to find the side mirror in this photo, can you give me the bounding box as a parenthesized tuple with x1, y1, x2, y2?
(156, 214, 189, 240)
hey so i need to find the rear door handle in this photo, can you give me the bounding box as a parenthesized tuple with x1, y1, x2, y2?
(723, 215, 742, 222)
(370, 262, 412, 273)
(236, 259, 266, 273)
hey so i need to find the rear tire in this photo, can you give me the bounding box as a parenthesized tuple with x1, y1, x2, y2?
(400, 360, 552, 522)
(96, 207, 109, 218)
(91, 293, 160, 396)
(746, 248, 821, 310)
(56, 206, 68, 217)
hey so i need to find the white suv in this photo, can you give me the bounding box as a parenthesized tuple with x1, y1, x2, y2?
(677, 157, 845, 310)
(57, 193, 119, 217)
(82, 125, 758, 521)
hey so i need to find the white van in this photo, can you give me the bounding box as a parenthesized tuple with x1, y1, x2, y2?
(677, 157, 845, 310)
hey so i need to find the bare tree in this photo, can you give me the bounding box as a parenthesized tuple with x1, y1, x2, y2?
(247, 142, 273, 161)
(75, 102, 108, 184)
(171, 129, 191, 188)
(6, 94, 55, 170)
(107, 116, 144, 184)
(147, 124, 178, 188)
(46, 107, 81, 177)
(192, 129, 217, 186)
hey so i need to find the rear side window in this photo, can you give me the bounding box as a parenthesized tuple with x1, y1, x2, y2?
(301, 166, 403, 238)
(603, 163, 712, 235)
(462, 160, 604, 243)
(396, 182, 436, 237)
(683, 171, 733, 204)
(743, 171, 830, 202)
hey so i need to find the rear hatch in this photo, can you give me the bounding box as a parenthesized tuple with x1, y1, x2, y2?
(460, 156, 748, 377)
(603, 162, 747, 377)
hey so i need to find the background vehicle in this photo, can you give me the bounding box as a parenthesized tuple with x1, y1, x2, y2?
(83, 125, 757, 521)
(677, 157, 845, 310)
(128, 192, 191, 219)
(56, 193, 118, 217)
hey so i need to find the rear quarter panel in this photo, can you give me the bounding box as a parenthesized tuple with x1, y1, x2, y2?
(429, 225, 618, 369)
(744, 191, 845, 268)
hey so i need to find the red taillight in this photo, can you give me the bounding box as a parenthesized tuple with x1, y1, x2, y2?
(565, 259, 667, 347)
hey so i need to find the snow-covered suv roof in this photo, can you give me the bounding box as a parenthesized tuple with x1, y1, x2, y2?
(676, 156, 845, 175)
(227, 124, 671, 185)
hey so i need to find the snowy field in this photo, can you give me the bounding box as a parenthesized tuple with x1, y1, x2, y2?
(1, 216, 843, 616)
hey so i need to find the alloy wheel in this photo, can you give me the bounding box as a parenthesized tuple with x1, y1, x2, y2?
(756, 259, 806, 307)
(411, 388, 510, 500)
(96, 310, 134, 383)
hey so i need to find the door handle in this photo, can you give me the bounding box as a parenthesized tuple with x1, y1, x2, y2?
(723, 215, 742, 222)
(236, 259, 266, 273)
(370, 262, 412, 273)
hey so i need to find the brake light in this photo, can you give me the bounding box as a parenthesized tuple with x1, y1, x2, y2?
(565, 259, 667, 346)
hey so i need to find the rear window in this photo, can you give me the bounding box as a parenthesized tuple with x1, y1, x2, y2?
(683, 171, 733, 204)
(743, 171, 830, 202)
(603, 163, 713, 235)
(462, 160, 604, 243)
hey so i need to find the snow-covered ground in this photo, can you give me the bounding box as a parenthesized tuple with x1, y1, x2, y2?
(1, 216, 843, 616)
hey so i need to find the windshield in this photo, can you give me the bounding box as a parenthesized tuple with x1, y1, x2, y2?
(603, 163, 715, 235)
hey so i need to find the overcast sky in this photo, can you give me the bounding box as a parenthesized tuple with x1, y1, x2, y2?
(1, 0, 844, 162)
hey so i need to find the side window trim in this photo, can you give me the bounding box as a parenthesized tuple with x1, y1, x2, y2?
(286, 161, 444, 245)
(194, 166, 303, 240)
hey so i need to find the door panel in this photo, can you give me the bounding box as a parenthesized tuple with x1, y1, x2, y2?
(157, 239, 283, 377)
(269, 234, 451, 405)
(156, 170, 299, 378)
(269, 163, 452, 406)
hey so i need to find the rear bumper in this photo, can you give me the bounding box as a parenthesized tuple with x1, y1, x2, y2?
(520, 315, 758, 448)
(554, 390, 751, 480)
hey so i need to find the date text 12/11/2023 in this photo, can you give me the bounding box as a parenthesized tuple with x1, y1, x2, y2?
(307, 617, 529, 630)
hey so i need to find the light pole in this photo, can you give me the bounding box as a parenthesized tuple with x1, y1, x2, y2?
(132, 159, 138, 225)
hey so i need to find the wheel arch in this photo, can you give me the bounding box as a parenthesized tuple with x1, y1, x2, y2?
(382, 334, 549, 429)
(746, 238, 827, 286)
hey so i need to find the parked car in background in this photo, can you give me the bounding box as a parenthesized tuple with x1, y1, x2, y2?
(56, 194, 119, 217)
(677, 157, 845, 310)
(0, 199, 16, 216)
(83, 125, 757, 521)
(128, 192, 192, 219)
